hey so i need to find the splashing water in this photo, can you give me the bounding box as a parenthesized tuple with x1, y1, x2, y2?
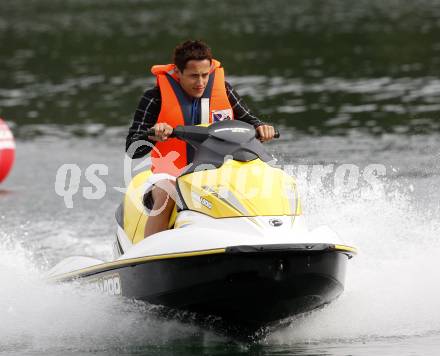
(0, 236, 229, 354)
(267, 178, 440, 344)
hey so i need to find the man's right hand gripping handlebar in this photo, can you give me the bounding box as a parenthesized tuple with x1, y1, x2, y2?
(147, 123, 174, 142)
(255, 124, 280, 142)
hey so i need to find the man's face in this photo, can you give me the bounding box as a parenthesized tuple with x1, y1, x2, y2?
(177, 59, 211, 98)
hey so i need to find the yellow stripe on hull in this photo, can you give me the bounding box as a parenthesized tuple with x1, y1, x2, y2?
(334, 244, 358, 254)
(50, 244, 357, 282)
(50, 248, 227, 282)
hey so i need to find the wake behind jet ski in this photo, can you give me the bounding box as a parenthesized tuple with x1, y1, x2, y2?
(47, 120, 356, 332)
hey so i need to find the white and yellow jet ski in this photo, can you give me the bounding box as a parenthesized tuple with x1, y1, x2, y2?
(47, 120, 356, 330)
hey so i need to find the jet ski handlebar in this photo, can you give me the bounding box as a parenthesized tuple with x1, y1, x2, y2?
(145, 125, 280, 141)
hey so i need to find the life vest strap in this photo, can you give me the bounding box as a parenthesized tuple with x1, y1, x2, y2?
(201, 98, 210, 124)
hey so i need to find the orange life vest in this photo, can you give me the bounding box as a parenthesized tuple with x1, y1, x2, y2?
(150, 59, 233, 176)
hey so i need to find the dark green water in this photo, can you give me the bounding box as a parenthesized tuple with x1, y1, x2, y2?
(2, 0, 440, 136)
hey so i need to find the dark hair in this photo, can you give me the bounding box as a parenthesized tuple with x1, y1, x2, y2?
(173, 40, 212, 72)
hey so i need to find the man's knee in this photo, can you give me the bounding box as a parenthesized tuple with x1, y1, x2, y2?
(152, 186, 173, 207)
(143, 179, 176, 216)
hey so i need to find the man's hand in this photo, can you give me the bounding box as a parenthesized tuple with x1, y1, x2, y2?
(148, 123, 173, 142)
(256, 124, 276, 142)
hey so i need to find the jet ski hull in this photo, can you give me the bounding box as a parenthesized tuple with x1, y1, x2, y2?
(50, 244, 353, 329)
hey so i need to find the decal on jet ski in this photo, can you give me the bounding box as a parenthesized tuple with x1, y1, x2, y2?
(269, 218, 283, 227)
(212, 109, 233, 122)
(87, 273, 122, 296)
(213, 127, 250, 133)
(191, 192, 213, 209)
(200, 197, 213, 209)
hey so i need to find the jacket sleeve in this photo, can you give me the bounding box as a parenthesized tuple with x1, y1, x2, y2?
(125, 87, 161, 159)
(225, 81, 265, 128)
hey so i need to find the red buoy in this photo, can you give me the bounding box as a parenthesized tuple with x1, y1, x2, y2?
(0, 118, 15, 183)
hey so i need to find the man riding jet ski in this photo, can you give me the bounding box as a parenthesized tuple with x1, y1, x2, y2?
(126, 40, 276, 239)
